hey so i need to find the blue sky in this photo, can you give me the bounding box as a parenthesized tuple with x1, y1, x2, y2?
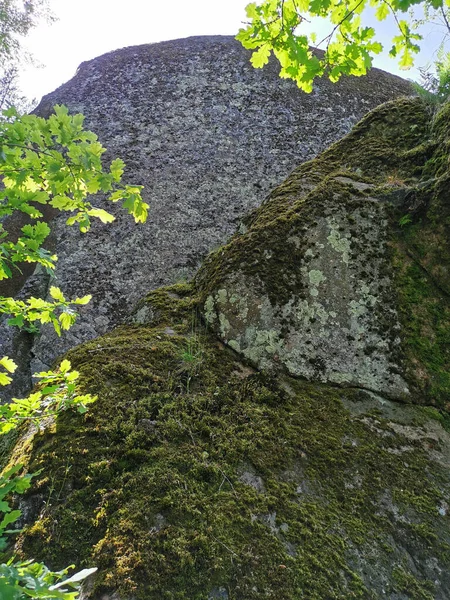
(19, 0, 446, 102)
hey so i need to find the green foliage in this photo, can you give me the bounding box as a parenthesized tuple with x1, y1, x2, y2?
(1, 287, 91, 336)
(0, 357, 17, 387)
(413, 48, 450, 103)
(0, 104, 147, 239)
(0, 560, 97, 599)
(0, 359, 97, 598)
(0, 464, 33, 551)
(433, 56, 450, 99)
(0, 359, 97, 435)
(0, 101, 148, 598)
(399, 213, 413, 226)
(0, 103, 148, 360)
(178, 334, 205, 393)
(237, 0, 448, 91)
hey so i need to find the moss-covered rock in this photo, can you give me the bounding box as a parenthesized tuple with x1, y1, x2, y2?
(1, 36, 414, 403)
(3, 98, 450, 599)
(4, 284, 450, 599)
(196, 97, 450, 406)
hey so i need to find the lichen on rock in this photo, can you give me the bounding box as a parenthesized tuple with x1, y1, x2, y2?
(1, 77, 450, 599)
(0, 35, 414, 401)
(6, 283, 450, 600)
(196, 97, 450, 406)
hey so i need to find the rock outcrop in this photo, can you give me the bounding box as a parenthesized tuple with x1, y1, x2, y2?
(4, 96, 450, 599)
(0, 35, 413, 398)
(195, 98, 448, 403)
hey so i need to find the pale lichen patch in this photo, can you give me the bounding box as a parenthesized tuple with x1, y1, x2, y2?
(308, 270, 327, 286)
(326, 219, 351, 265)
(204, 295, 217, 325)
(219, 313, 231, 337)
(217, 289, 228, 305)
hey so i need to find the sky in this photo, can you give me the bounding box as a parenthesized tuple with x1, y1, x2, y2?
(18, 0, 448, 103)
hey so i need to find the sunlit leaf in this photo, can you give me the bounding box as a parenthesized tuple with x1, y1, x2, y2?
(49, 568, 98, 590)
(87, 208, 115, 223)
(0, 356, 17, 373)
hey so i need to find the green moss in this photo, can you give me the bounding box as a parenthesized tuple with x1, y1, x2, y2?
(432, 101, 450, 143)
(196, 176, 376, 310)
(295, 97, 432, 183)
(9, 310, 450, 599)
(419, 406, 450, 433)
(195, 97, 450, 406)
(5, 97, 450, 600)
(421, 101, 450, 180)
(132, 282, 197, 328)
(391, 213, 450, 407)
(392, 566, 435, 600)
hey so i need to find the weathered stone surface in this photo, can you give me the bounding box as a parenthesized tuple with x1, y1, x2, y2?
(196, 97, 450, 404)
(4, 93, 450, 599)
(199, 190, 406, 398)
(10, 284, 450, 600)
(1, 35, 413, 398)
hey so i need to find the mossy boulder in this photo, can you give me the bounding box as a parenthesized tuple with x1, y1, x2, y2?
(2, 98, 450, 599)
(5, 284, 450, 600)
(0, 36, 413, 402)
(197, 97, 450, 406)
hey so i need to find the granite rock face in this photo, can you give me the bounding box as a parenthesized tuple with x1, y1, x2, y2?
(196, 97, 450, 404)
(198, 177, 406, 398)
(0, 35, 413, 397)
(5, 93, 450, 599)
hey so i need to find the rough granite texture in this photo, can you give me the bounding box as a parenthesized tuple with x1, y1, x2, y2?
(199, 192, 407, 399)
(0, 35, 413, 398)
(2, 92, 450, 599)
(196, 97, 450, 405)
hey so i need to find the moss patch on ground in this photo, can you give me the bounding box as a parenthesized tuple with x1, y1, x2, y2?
(5, 285, 450, 600)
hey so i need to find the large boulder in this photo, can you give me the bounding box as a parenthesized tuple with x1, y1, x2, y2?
(0, 36, 413, 398)
(196, 98, 450, 405)
(6, 97, 450, 599)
